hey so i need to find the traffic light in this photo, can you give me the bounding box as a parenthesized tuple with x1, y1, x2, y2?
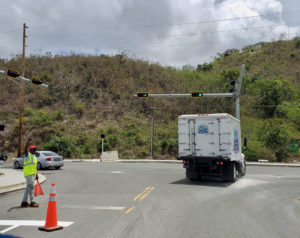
(229, 80, 236, 93)
(6, 69, 20, 78)
(191, 92, 204, 98)
(137, 92, 149, 98)
(0, 124, 4, 131)
(32, 77, 43, 86)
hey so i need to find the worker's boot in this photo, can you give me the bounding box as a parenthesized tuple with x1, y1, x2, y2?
(30, 202, 39, 207)
(21, 201, 30, 207)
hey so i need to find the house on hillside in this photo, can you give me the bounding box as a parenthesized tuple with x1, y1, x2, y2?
(223, 49, 239, 57)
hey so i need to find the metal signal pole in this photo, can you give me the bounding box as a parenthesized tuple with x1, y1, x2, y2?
(149, 107, 155, 160)
(17, 23, 28, 157)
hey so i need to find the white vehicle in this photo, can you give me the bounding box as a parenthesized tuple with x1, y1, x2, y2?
(178, 113, 246, 182)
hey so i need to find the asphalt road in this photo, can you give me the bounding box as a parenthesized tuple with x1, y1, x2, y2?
(1, 162, 300, 238)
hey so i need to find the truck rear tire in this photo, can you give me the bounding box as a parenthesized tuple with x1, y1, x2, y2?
(186, 168, 198, 181)
(238, 161, 246, 177)
(223, 162, 236, 183)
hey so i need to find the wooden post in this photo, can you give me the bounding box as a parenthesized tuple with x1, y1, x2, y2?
(17, 23, 27, 157)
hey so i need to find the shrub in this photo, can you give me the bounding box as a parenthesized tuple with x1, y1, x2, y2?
(53, 110, 64, 121)
(277, 101, 300, 129)
(242, 147, 257, 161)
(107, 134, 120, 148)
(35, 91, 54, 108)
(44, 136, 77, 157)
(32, 110, 53, 126)
(197, 63, 213, 72)
(295, 39, 300, 49)
(159, 137, 178, 155)
(24, 107, 35, 117)
(245, 60, 251, 71)
(97, 139, 111, 152)
(257, 119, 290, 162)
(83, 141, 93, 154)
(220, 69, 240, 82)
(252, 79, 296, 117)
(182, 65, 195, 72)
(79, 87, 98, 100)
(74, 104, 85, 118)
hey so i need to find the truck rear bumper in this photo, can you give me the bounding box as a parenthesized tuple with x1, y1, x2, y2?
(179, 156, 232, 178)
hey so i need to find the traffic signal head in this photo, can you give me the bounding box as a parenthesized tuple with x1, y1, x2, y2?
(229, 80, 236, 93)
(6, 69, 20, 78)
(0, 124, 4, 131)
(137, 92, 149, 98)
(191, 92, 204, 98)
(32, 77, 43, 86)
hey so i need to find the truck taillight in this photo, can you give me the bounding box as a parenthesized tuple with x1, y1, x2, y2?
(62, 156, 64, 160)
(46, 158, 51, 161)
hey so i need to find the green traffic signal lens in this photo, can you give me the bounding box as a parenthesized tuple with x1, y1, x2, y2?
(191, 92, 204, 97)
(137, 93, 149, 98)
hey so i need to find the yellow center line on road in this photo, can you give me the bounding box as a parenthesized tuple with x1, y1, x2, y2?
(133, 186, 151, 201)
(139, 186, 155, 201)
(126, 186, 155, 215)
(124, 206, 135, 214)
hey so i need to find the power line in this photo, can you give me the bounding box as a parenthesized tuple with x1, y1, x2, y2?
(30, 10, 300, 30)
(0, 28, 22, 36)
(26, 19, 300, 44)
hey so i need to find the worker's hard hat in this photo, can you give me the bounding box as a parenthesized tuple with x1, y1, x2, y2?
(29, 145, 37, 150)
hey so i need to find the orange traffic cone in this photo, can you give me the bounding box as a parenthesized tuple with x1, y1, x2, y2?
(39, 183, 63, 232)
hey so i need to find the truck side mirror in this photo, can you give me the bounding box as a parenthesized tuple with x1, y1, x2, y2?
(243, 137, 247, 148)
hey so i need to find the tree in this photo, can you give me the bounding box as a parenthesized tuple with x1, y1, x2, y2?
(257, 119, 289, 162)
(277, 100, 300, 129)
(252, 79, 295, 117)
(197, 63, 213, 72)
(182, 65, 195, 72)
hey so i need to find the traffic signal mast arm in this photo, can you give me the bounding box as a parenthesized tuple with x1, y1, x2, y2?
(134, 93, 234, 98)
(0, 69, 48, 88)
(134, 65, 245, 120)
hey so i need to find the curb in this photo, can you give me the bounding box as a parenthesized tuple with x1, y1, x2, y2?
(116, 159, 181, 164)
(246, 162, 300, 168)
(64, 159, 300, 167)
(0, 173, 47, 194)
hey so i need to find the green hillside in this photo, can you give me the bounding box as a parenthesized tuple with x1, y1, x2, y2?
(0, 38, 300, 161)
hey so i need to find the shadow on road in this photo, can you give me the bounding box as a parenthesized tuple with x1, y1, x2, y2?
(170, 178, 232, 188)
(7, 206, 27, 212)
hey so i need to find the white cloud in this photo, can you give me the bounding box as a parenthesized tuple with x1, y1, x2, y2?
(0, 0, 299, 67)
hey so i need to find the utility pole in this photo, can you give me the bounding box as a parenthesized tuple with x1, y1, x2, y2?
(17, 23, 28, 157)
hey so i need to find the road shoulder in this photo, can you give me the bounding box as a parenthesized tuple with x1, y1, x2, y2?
(0, 169, 46, 194)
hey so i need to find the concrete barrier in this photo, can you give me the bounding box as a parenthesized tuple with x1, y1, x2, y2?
(100, 151, 119, 162)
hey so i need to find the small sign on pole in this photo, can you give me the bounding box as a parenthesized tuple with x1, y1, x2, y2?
(101, 134, 105, 154)
(290, 141, 299, 154)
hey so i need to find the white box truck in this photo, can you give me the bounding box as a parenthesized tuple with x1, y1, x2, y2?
(178, 113, 246, 182)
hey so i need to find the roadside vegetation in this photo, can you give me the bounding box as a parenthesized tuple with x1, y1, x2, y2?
(0, 38, 299, 161)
